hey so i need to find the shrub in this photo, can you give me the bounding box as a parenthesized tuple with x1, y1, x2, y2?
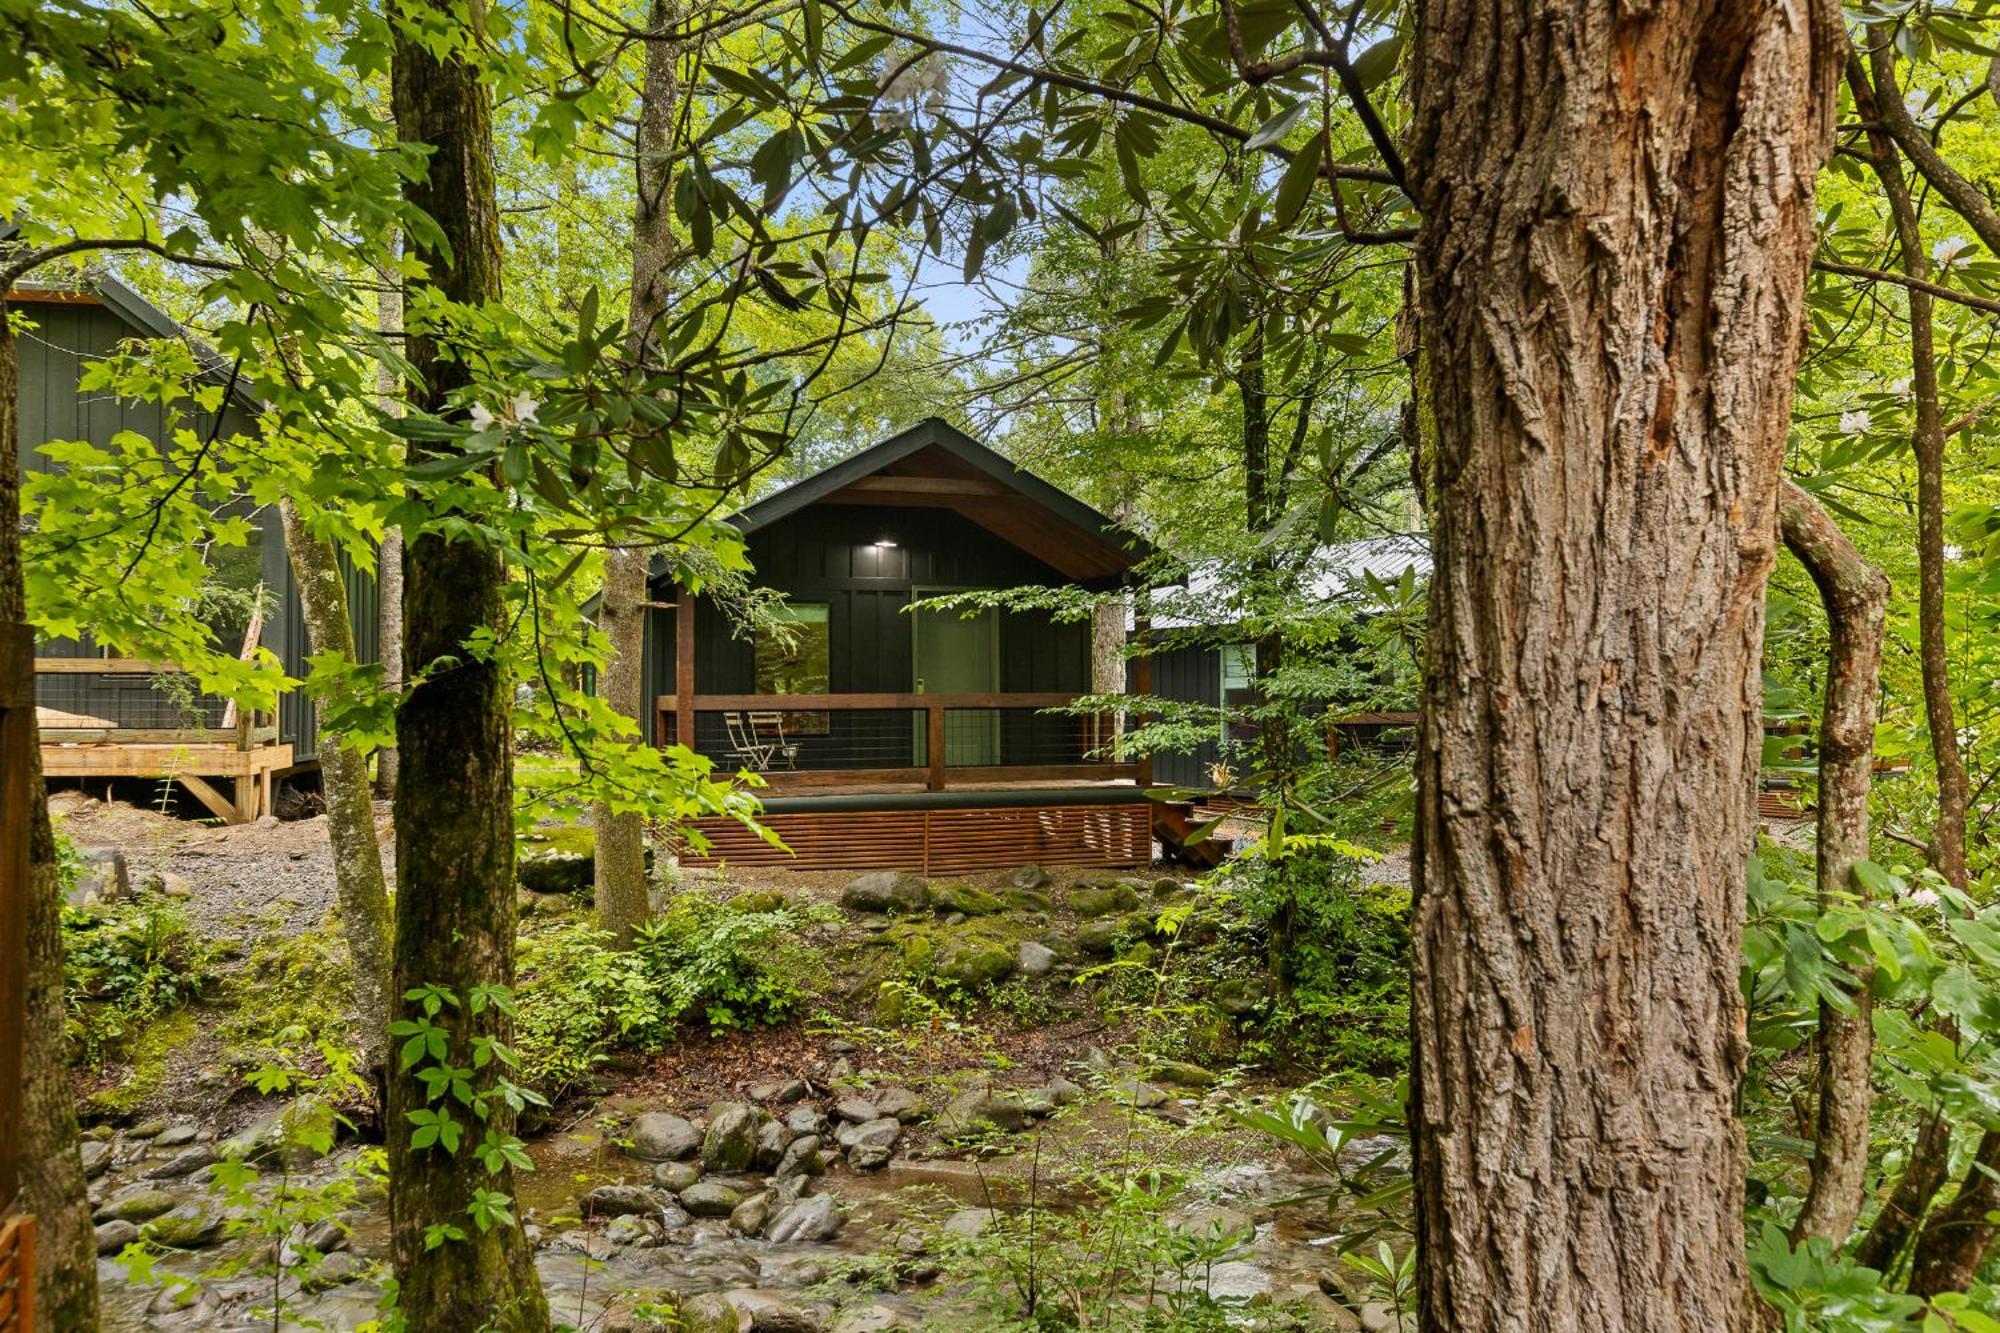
(62, 892, 217, 1069)
(513, 896, 812, 1103)
(1221, 841, 1410, 1075)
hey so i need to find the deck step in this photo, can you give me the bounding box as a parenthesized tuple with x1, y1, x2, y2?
(1152, 800, 1225, 868)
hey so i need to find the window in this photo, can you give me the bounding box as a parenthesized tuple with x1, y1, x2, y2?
(1219, 643, 1255, 745)
(756, 602, 830, 734)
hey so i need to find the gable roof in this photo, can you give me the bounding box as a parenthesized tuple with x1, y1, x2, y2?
(727, 417, 1157, 584)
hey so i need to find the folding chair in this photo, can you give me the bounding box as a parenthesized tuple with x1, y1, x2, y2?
(747, 710, 801, 769)
(722, 711, 775, 770)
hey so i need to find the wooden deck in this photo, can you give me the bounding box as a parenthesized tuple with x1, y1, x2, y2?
(35, 659, 289, 823)
(682, 797, 1156, 873)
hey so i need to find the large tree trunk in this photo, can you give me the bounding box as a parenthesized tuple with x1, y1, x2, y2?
(277, 501, 393, 1081)
(1, 306, 99, 1332)
(1404, 3, 1839, 1328)
(1777, 480, 1889, 1246)
(388, 8, 550, 1328)
(592, 0, 682, 947)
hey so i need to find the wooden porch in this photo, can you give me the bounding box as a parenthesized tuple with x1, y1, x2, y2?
(35, 658, 290, 823)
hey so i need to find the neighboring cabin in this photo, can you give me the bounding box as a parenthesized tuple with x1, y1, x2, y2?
(11, 275, 378, 821)
(1142, 535, 1430, 790)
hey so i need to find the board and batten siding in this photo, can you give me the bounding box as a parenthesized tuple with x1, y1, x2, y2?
(646, 503, 1090, 767)
(16, 294, 379, 765)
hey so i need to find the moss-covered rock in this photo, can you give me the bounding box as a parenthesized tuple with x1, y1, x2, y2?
(1007, 865, 1052, 891)
(85, 1009, 197, 1120)
(518, 849, 591, 895)
(1003, 888, 1053, 913)
(932, 883, 1005, 917)
(1068, 883, 1141, 918)
(727, 889, 787, 914)
(1147, 1059, 1218, 1088)
(141, 1199, 228, 1248)
(841, 871, 930, 915)
(937, 940, 1016, 989)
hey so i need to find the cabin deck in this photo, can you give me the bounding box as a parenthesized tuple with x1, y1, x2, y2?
(35, 659, 289, 823)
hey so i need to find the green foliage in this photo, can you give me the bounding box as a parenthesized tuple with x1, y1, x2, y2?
(219, 924, 361, 1067)
(513, 898, 815, 1103)
(1216, 841, 1409, 1074)
(61, 889, 217, 1070)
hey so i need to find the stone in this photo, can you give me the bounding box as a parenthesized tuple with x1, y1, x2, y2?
(832, 1096, 880, 1124)
(941, 1208, 993, 1240)
(931, 883, 1004, 917)
(628, 1111, 702, 1161)
(1211, 977, 1268, 1018)
(1109, 1078, 1168, 1109)
(1007, 865, 1052, 891)
(765, 1193, 845, 1243)
(934, 1089, 1032, 1139)
(830, 1304, 913, 1332)
(299, 1249, 367, 1291)
(150, 870, 193, 899)
(1003, 888, 1054, 913)
(653, 1160, 703, 1192)
(681, 1290, 823, 1333)
(870, 1087, 928, 1123)
(1068, 883, 1140, 918)
(749, 1077, 809, 1103)
(582, 1183, 661, 1218)
(1148, 1060, 1218, 1089)
(142, 1199, 228, 1248)
(1009, 1089, 1056, 1118)
(759, 1256, 828, 1288)
(1171, 1205, 1255, 1243)
(702, 1103, 762, 1172)
(69, 847, 131, 907)
(936, 941, 1015, 989)
(1075, 919, 1124, 956)
(773, 1134, 823, 1181)
(605, 1214, 662, 1248)
(754, 1118, 797, 1171)
(155, 1122, 199, 1147)
(1042, 1077, 1087, 1105)
(219, 1101, 325, 1170)
(729, 890, 787, 914)
(145, 1145, 219, 1180)
(834, 1117, 900, 1154)
(680, 1180, 747, 1217)
(128, 1119, 167, 1140)
(518, 848, 591, 895)
(553, 1228, 616, 1261)
(96, 1186, 177, 1223)
(78, 1140, 113, 1179)
(730, 1190, 772, 1236)
(1017, 941, 1057, 975)
(840, 871, 929, 915)
(784, 1105, 828, 1137)
(95, 1220, 139, 1255)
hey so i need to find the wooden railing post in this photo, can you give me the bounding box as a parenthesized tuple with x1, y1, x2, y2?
(1132, 608, 1153, 789)
(674, 587, 695, 752)
(926, 702, 946, 791)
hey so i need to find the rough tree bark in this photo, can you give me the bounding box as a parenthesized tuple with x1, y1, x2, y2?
(1910, 1130, 2000, 1296)
(277, 501, 393, 1081)
(1777, 480, 1889, 1246)
(1, 299, 100, 1333)
(1404, 2, 1840, 1328)
(388, 4, 550, 1326)
(592, 0, 683, 947)
(376, 247, 404, 798)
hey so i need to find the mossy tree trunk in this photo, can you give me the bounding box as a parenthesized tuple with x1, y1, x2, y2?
(277, 501, 393, 1083)
(1, 302, 99, 1333)
(388, 5, 550, 1326)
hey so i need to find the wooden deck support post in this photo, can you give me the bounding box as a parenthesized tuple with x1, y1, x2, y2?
(1132, 604, 1153, 789)
(674, 586, 695, 751)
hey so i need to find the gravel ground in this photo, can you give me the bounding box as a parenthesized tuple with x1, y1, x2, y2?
(51, 789, 397, 945)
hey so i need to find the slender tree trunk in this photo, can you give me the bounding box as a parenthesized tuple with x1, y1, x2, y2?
(1405, 3, 1839, 1328)
(1910, 1130, 2000, 1296)
(592, 0, 683, 947)
(1853, 1112, 1953, 1274)
(389, 7, 549, 1327)
(1777, 481, 1889, 1246)
(277, 501, 393, 1081)
(1848, 51, 1997, 1287)
(376, 248, 405, 798)
(1, 306, 99, 1333)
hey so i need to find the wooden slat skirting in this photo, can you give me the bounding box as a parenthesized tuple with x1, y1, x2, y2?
(682, 801, 1154, 873)
(0, 1210, 35, 1332)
